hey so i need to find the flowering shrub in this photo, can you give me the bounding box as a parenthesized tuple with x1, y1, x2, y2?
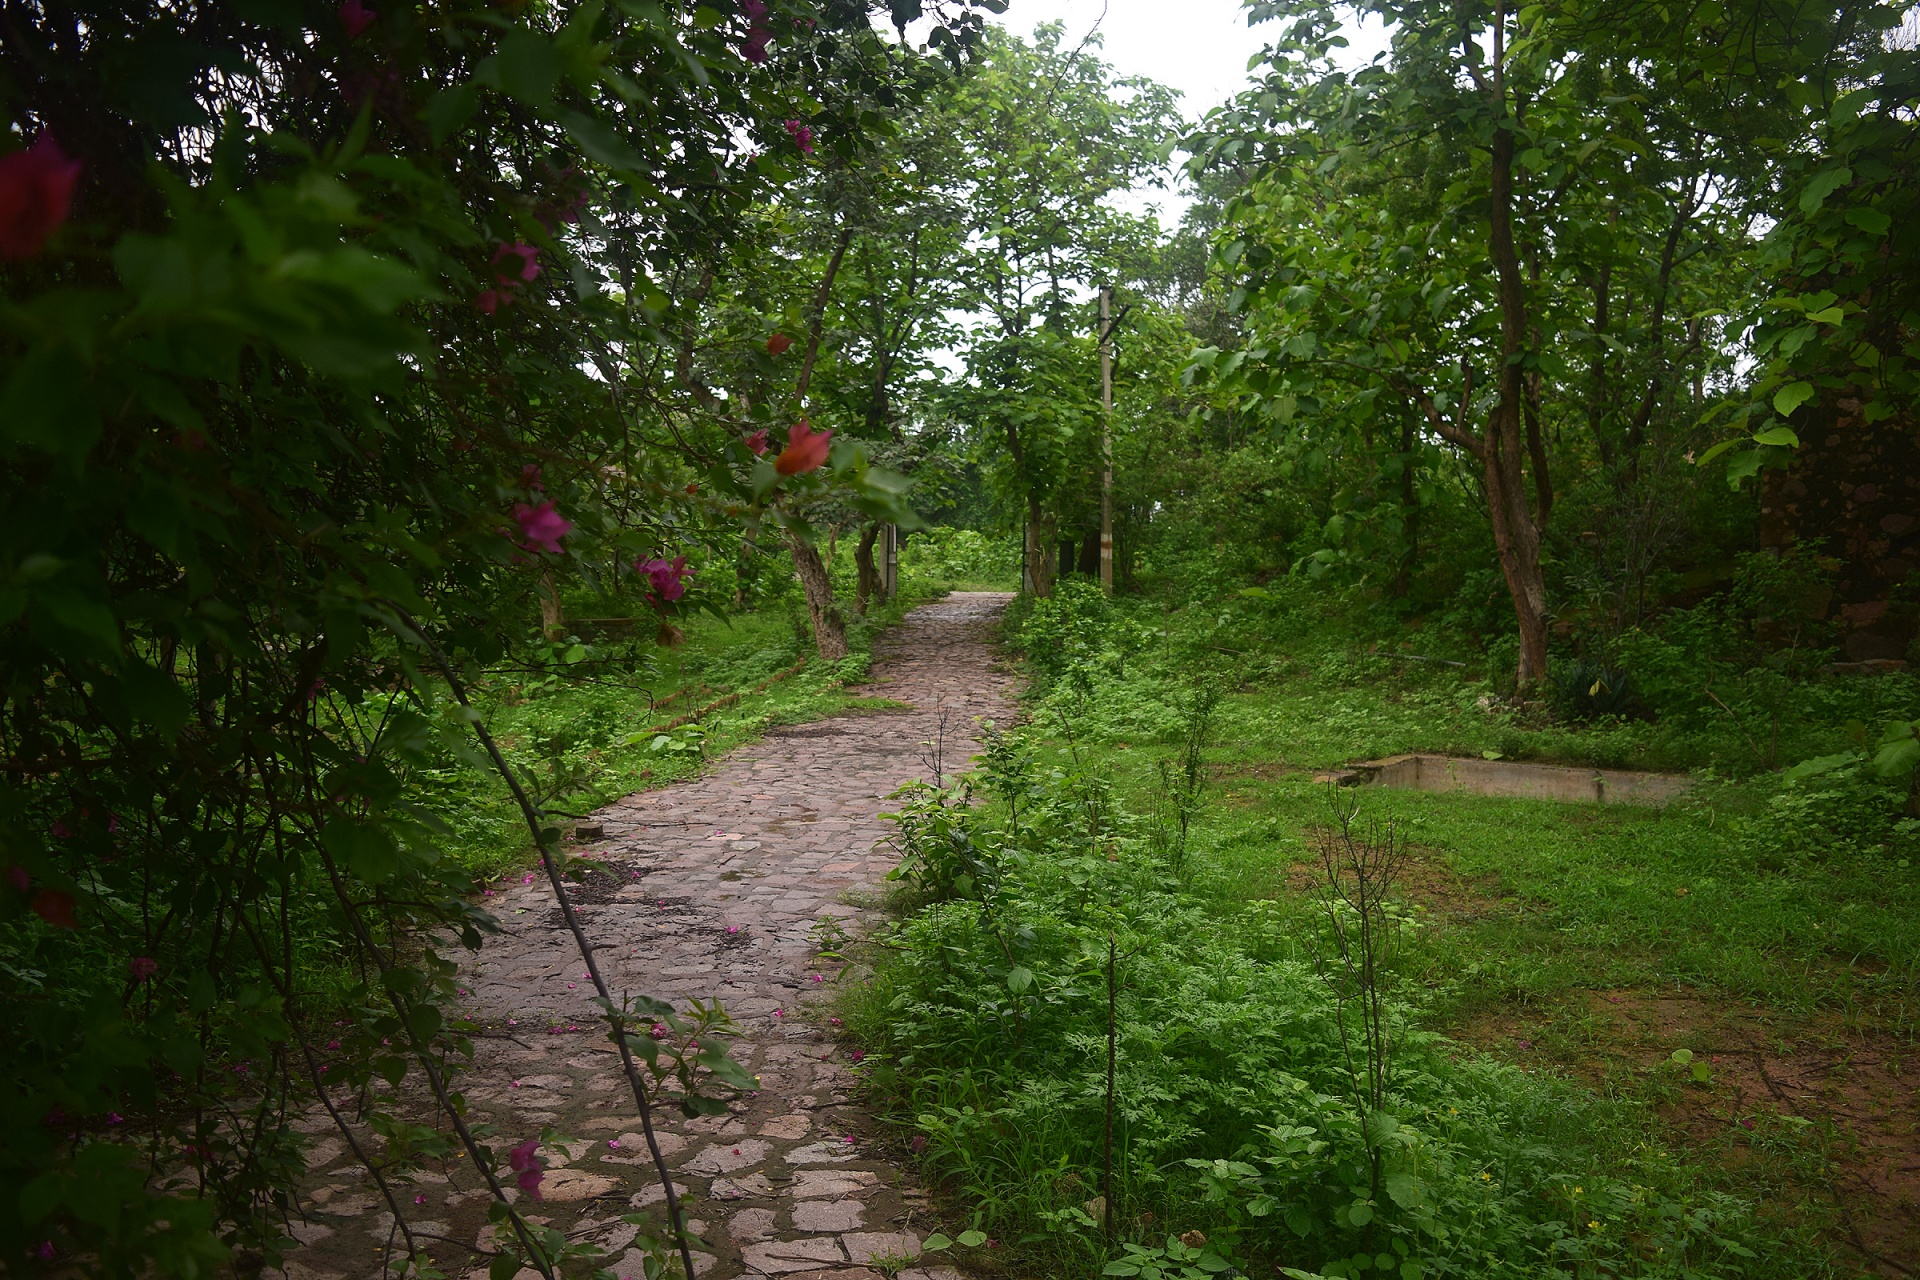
(0, 0, 1000, 1275)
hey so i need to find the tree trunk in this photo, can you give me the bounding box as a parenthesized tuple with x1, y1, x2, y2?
(1024, 496, 1057, 598)
(539, 566, 566, 640)
(1484, 24, 1551, 688)
(853, 523, 881, 616)
(788, 533, 848, 661)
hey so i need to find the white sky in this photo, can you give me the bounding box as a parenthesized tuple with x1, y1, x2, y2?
(990, 0, 1394, 226)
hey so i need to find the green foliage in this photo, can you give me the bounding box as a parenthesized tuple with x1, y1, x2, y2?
(850, 721, 1799, 1279)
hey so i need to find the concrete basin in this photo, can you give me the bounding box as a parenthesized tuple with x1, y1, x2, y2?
(1317, 753, 1689, 806)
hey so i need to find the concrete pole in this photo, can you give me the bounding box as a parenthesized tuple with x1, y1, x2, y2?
(1099, 285, 1114, 593)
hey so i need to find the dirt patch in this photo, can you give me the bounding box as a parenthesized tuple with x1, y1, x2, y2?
(1452, 990, 1919, 1276)
(1284, 848, 1516, 923)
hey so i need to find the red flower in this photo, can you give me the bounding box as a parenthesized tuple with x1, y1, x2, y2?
(31, 890, 77, 929)
(766, 332, 793, 355)
(339, 0, 376, 39)
(512, 501, 572, 554)
(783, 119, 814, 154)
(744, 428, 770, 455)
(476, 289, 506, 314)
(775, 421, 832, 476)
(0, 133, 82, 260)
(129, 956, 158, 982)
(492, 241, 540, 285)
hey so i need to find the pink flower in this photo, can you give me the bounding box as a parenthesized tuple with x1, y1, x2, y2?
(650, 1023, 667, 1037)
(413, 1194, 427, 1205)
(50, 821, 70, 839)
(513, 501, 572, 553)
(727, 925, 740, 934)
(911, 1134, 927, 1153)
(128, 956, 158, 982)
(842, 1135, 855, 1144)
(492, 241, 540, 285)
(850, 1050, 864, 1062)
(828, 1016, 841, 1026)
(636, 556, 692, 603)
(783, 119, 814, 154)
(744, 428, 770, 456)
(105, 1112, 124, 1125)
(810, 974, 824, 983)
(508, 1138, 545, 1200)
(523, 872, 534, 884)
(567, 983, 575, 990)
(741, 1, 772, 61)
(0, 133, 82, 260)
(327, 1040, 341, 1050)
(607, 1138, 621, 1148)
(476, 288, 507, 314)
(775, 421, 832, 476)
(36, 1242, 54, 1261)
(339, 0, 376, 38)
(520, 464, 544, 490)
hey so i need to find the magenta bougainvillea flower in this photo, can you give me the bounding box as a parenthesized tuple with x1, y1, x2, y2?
(636, 556, 692, 603)
(520, 463, 544, 490)
(775, 421, 832, 476)
(493, 241, 540, 284)
(741, 0, 772, 60)
(783, 119, 814, 154)
(0, 133, 82, 260)
(339, 0, 376, 39)
(128, 956, 158, 982)
(507, 1138, 545, 1200)
(512, 501, 572, 553)
(744, 428, 770, 456)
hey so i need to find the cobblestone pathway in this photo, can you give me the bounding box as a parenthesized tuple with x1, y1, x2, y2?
(283, 592, 1015, 1280)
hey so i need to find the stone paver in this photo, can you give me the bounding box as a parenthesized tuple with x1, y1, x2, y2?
(280, 593, 1013, 1280)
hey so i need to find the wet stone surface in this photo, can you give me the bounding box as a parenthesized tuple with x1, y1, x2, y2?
(278, 593, 1013, 1280)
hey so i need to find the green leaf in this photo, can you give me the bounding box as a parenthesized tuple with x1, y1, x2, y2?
(490, 30, 562, 109)
(1798, 167, 1852, 215)
(563, 112, 648, 171)
(1844, 206, 1892, 236)
(1771, 382, 1814, 417)
(1347, 1201, 1373, 1226)
(1006, 966, 1034, 993)
(921, 1234, 953, 1252)
(321, 817, 403, 884)
(1750, 425, 1800, 448)
(1783, 752, 1858, 782)
(957, 1230, 989, 1247)
(1383, 1172, 1426, 1208)
(1870, 735, 1920, 780)
(1669, 1048, 1693, 1065)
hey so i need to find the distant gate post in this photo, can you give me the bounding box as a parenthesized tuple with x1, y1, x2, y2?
(883, 524, 898, 601)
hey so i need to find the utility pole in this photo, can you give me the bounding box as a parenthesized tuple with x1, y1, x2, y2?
(1099, 285, 1114, 593)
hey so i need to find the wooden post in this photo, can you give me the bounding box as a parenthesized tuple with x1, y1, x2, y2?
(1099, 286, 1114, 594)
(883, 524, 898, 600)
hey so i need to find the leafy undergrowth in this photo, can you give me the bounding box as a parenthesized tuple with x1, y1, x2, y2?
(837, 580, 1917, 1280)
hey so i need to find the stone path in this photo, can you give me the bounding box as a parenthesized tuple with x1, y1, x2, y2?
(282, 592, 1015, 1280)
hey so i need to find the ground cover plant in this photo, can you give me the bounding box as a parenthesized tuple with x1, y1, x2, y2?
(841, 579, 1916, 1278)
